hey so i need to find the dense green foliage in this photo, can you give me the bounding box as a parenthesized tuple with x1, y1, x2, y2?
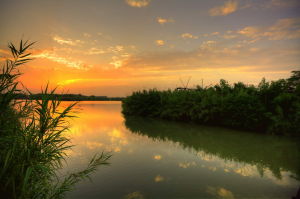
(0, 41, 111, 199)
(122, 72, 300, 135)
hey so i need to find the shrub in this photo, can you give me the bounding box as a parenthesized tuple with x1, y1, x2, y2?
(122, 72, 300, 136)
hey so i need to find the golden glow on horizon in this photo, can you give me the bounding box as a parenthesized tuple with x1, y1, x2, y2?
(57, 78, 129, 86)
(58, 79, 84, 86)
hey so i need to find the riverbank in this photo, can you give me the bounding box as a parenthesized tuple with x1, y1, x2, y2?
(122, 71, 300, 136)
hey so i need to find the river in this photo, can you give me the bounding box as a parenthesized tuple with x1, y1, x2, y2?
(62, 101, 299, 199)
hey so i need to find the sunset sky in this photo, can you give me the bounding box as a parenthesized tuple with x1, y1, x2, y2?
(1, 0, 300, 96)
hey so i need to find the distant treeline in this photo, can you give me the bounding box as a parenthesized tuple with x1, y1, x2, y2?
(122, 71, 300, 136)
(14, 93, 124, 101)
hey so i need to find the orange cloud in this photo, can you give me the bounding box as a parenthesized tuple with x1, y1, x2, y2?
(155, 40, 165, 46)
(181, 33, 198, 39)
(209, 0, 238, 16)
(264, 18, 300, 40)
(125, 0, 151, 8)
(236, 17, 300, 40)
(157, 17, 174, 25)
(237, 26, 261, 38)
(153, 155, 162, 160)
(211, 32, 220, 36)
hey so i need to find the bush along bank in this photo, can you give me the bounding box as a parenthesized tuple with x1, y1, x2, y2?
(122, 71, 300, 136)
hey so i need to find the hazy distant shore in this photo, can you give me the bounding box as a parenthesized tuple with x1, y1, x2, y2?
(13, 94, 124, 101)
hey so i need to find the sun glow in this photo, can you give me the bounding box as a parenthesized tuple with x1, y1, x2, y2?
(58, 79, 84, 86)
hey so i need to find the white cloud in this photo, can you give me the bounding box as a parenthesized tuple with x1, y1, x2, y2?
(33, 50, 89, 70)
(200, 40, 217, 49)
(109, 53, 131, 69)
(111, 45, 124, 52)
(53, 36, 84, 46)
(86, 47, 106, 55)
(110, 56, 123, 68)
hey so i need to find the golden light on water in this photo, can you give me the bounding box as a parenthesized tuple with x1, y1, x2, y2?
(61, 101, 299, 190)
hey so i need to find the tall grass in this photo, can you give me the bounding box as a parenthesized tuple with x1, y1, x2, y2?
(0, 41, 111, 199)
(122, 73, 300, 136)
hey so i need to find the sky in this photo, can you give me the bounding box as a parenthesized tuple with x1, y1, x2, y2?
(0, 0, 300, 96)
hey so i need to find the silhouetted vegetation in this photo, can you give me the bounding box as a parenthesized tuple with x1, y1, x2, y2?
(14, 93, 123, 101)
(124, 116, 300, 180)
(122, 71, 300, 136)
(0, 41, 111, 199)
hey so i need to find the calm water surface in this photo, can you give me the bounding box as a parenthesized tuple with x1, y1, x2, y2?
(62, 101, 299, 199)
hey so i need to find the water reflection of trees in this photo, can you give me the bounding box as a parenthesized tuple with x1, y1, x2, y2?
(124, 116, 300, 180)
